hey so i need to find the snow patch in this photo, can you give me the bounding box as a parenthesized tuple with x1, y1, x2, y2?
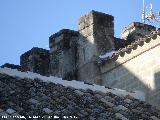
(99, 50, 115, 59)
(0, 67, 145, 101)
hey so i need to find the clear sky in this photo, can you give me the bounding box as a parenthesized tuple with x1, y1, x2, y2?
(0, 0, 159, 65)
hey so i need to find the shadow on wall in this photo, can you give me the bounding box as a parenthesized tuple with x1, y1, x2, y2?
(76, 33, 102, 84)
(98, 40, 160, 109)
(76, 10, 115, 84)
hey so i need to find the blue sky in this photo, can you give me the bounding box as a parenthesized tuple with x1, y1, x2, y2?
(0, 0, 159, 65)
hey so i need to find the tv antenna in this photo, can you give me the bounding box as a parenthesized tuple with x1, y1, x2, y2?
(142, 0, 160, 28)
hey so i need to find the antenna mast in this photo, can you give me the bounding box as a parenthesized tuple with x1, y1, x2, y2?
(142, 0, 145, 23)
(141, 0, 160, 28)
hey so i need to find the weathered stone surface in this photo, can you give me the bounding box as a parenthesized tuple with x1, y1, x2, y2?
(77, 10, 115, 83)
(121, 22, 156, 42)
(49, 29, 79, 80)
(20, 47, 50, 76)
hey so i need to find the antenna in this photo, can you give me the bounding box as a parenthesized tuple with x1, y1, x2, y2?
(141, 0, 160, 28)
(142, 0, 145, 23)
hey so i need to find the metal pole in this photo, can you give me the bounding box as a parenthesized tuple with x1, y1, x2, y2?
(142, 0, 145, 23)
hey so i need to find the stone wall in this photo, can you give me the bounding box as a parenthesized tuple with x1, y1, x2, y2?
(99, 34, 160, 109)
(49, 29, 79, 80)
(20, 47, 50, 76)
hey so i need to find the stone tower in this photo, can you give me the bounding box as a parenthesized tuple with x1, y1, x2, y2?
(49, 29, 79, 80)
(77, 10, 115, 84)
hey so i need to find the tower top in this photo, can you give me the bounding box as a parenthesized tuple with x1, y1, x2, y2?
(78, 10, 114, 31)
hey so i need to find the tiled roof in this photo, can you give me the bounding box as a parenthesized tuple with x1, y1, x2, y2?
(96, 30, 160, 65)
(0, 69, 160, 119)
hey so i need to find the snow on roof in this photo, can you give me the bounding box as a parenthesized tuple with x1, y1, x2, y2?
(0, 67, 145, 101)
(99, 50, 115, 59)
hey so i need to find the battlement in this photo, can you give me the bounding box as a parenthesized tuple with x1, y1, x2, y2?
(20, 47, 50, 76)
(49, 29, 79, 42)
(49, 29, 79, 53)
(78, 10, 114, 32)
(49, 29, 79, 80)
(78, 10, 115, 56)
(122, 22, 155, 33)
(21, 47, 49, 57)
(122, 22, 156, 42)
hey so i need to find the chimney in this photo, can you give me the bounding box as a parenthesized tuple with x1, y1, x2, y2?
(77, 10, 115, 84)
(78, 10, 115, 56)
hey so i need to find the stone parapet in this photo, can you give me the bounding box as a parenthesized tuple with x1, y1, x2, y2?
(78, 10, 115, 55)
(49, 29, 79, 80)
(20, 47, 50, 76)
(121, 22, 156, 42)
(49, 29, 79, 52)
